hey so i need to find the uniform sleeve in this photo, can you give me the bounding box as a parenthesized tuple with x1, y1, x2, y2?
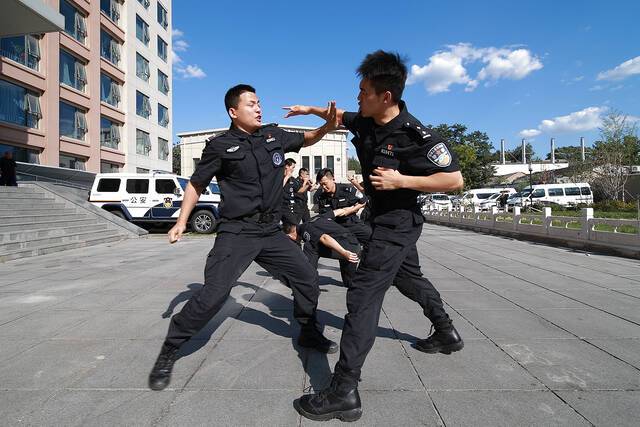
(422, 131, 460, 175)
(341, 111, 359, 133)
(190, 142, 221, 188)
(273, 126, 304, 153)
(344, 186, 365, 205)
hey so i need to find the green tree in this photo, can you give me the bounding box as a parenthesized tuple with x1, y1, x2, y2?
(504, 143, 536, 163)
(172, 143, 181, 175)
(348, 157, 361, 174)
(431, 123, 496, 190)
(545, 145, 593, 162)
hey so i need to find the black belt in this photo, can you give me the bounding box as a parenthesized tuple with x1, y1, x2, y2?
(244, 211, 278, 223)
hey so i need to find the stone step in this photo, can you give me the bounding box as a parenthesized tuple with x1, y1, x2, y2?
(0, 217, 99, 232)
(0, 228, 123, 252)
(0, 223, 109, 243)
(0, 192, 53, 200)
(0, 201, 66, 209)
(0, 186, 41, 193)
(0, 207, 77, 216)
(0, 212, 91, 226)
(0, 234, 128, 263)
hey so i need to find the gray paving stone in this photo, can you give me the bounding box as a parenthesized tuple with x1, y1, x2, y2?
(0, 338, 42, 360)
(54, 310, 172, 340)
(0, 310, 92, 338)
(440, 289, 519, 310)
(383, 306, 486, 341)
(458, 309, 573, 340)
(533, 308, 640, 339)
(431, 390, 589, 426)
(496, 289, 587, 309)
(585, 338, 640, 368)
(558, 391, 640, 427)
(499, 339, 640, 390)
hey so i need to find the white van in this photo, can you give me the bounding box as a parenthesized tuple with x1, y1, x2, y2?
(457, 187, 516, 207)
(509, 183, 593, 208)
(89, 172, 220, 233)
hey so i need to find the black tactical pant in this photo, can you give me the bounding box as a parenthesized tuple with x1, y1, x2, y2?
(296, 202, 311, 223)
(303, 234, 360, 288)
(165, 221, 319, 348)
(334, 212, 450, 384)
(336, 219, 372, 246)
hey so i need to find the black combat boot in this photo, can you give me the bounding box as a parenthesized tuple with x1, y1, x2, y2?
(148, 344, 180, 391)
(294, 375, 362, 422)
(415, 324, 464, 354)
(298, 322, 338, 354)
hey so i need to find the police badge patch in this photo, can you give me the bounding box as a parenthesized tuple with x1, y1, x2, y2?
(163, 197, 173, 208)
(427, 142, 452, 167)
(303, 231, 311, 242)
(272, 152, 283, 166)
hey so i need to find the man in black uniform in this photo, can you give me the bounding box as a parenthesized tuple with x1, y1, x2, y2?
(314, 168, 371, 245)
(294, 167, 314, 223)
(0, 151, 17, 186)
(148, 85, 340, 391)
(282, 158, 301, 224)
(284, 215, 360, 288)
(285, 51, 465, 421)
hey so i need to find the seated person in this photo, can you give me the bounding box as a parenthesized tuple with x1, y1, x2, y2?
(284, 216, 359, 288)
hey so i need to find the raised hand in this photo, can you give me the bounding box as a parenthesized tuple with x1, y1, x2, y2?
(283, 105, 310, 118)
(324, 101, 338, 131)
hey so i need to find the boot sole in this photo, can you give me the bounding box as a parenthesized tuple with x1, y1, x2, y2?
(293, 399, 362, 422)
(297, 341, 339, 354)
(415, 340, 464, 355)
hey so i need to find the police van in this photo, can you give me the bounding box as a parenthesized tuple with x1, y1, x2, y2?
(456, 187, 516, 208)
(89, 172, 220, 233)
(510, 183, 593, 208)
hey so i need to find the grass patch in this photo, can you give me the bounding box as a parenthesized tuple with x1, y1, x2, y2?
(593, 224, 638, 234)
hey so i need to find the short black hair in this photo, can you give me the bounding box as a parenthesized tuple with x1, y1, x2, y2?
(357, 50, 408, 102)
(224, 84, 256, 112)
(284, 158, 296, 167)
(282, 221, 298, 234)
(316, 168, 334, 182)
(298, 167, 308, 175)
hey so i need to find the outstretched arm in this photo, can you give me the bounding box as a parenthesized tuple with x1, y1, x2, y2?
(300, 102, 340, 147)
(319, 234, 359, 263)
(370, 168, 464, 193)
(283, 104, 346, 127)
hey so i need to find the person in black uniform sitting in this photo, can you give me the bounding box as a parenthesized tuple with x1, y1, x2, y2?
(148, 84, 340, 391)
(283, 214, 360, 288)
(285, 51, 465, 422)
(314, 168, 371, 245)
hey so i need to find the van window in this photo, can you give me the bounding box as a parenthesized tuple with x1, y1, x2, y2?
(126, 179, 149, 194)
(97, 178, 120, 192)
(580, 187, 591, 195)
(531, 189, 545, 198)
(548, 188, 564, 196)
(155, 179, 176, 194)
(177, 177, 189, 190)
(477, 193, 494, 199)
(565, 187, 580, 196)
(209, 183, 220, 193)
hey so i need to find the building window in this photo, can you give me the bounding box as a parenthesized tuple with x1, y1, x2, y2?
(158, 104, 169, 127)
(100, 116, 121, 149)
(158, 70, 170, 94)
(0, 35, 41, 70)
(193, 158, 200, 170)
(157, 36, 167, 62)
(0, 143, 40, 164)
(137, 0, 150, 9)
(100, 30, 121, 66)
(136, 167, 149, 173)
(136, 129, 151, 156)
(302, 156, 310, 171)
(0, 79, 41, 129)
(157, 2, 169, 29)
(100, 0, 121, 24)
(136, 53, 150, 81)
(136, 15, 150, 45)
(59, 153, 86, 171)
(314, 156, 322, 176)
(100, 73, 121, 108)
(158, 138, 169, 160)
(59, 101, 87, 140)
(60, 0, 86, 44)
(60, 50, 86, 92)
(136, 91, 152, 119)
(326, 155, 334, 173)
(100, 162, 120, 173)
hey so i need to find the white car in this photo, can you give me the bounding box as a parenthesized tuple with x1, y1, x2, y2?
(89, 172, 220, 233)
(421, 193, 453, 212)
(478, 193, 501, 211)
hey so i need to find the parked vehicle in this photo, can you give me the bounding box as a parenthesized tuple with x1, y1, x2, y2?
(89, 172, 220, 233)
(420, 193, 453, 212)
(456, 187, 516, 208)
(507, 183, 593, 208)
(478, 193, 501, 211)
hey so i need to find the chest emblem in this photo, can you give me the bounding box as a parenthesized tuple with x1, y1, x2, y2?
(427, 142, 452, 167)
(226, 146, 240, 153)
(303, 231, 311, 242)
(266, 134, 276, 143)
(272, 152, 283, 166)
(163, 197, 173, 208)
(380, 144, 395, 157)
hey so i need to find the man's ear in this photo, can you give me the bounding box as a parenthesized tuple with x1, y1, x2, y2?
(383, 91, 393, 104)
(228, 108, 237, 119)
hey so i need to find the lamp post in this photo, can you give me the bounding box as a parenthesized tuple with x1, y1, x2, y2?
(527, 161, 533, 210)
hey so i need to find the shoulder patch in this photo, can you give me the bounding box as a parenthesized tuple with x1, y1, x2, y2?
(260, 123, 279, 129)
(427, 142, 452, 167)
(303, 231, 311, 241)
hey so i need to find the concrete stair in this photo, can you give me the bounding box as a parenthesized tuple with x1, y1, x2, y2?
(0, 185, 142, 262)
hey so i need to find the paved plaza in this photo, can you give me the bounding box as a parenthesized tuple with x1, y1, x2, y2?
(0, 224, 639, 426)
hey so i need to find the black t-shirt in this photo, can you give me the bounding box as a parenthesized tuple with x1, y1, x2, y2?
(283, 176, 300, 204)
(342, 101, 460, 216)
(299, 215, 353, 246)
(190, 124, 304, 220)
(294, 177, 309, 204)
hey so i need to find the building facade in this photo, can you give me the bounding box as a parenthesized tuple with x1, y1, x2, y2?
(0, 0, 172, 174)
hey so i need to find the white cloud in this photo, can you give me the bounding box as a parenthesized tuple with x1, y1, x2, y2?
(407, 43, 543, 94)
(519, 129, 541, 138)
(173, 39, 189, 52)
(597, 56, 640, 81)
(176, 64, 206, 79)
(171, 28, 184, 38)
(519, 106, 607, 137)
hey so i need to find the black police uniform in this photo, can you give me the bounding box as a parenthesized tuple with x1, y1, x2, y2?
(299, 215, 360, 288)
(282, 176, 302, 224)
(334, 101, 460, 384)
(163, 124, 323, 349)
(294, 178, 312, 223)
(315, 183, 372, 245)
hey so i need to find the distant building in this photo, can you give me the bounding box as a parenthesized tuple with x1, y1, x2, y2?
(177, 125, 349, 182)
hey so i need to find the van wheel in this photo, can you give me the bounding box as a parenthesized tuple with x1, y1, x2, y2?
(191, 210, 216, 234)
(110, 210, 126, 220)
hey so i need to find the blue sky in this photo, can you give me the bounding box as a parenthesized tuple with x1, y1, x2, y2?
(171, 0, 639, 159)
